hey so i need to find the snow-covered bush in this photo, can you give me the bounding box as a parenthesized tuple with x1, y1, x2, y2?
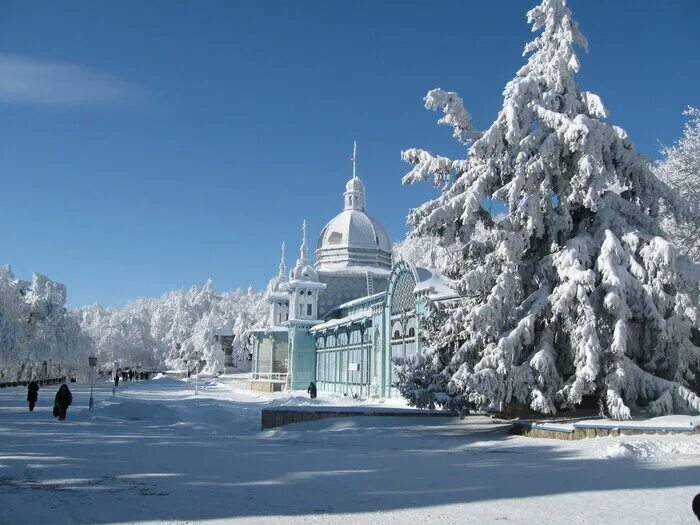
(202, 340, 225, 375)
(396, 0, 700, 419)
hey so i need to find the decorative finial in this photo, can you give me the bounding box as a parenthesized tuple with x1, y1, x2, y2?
(351, 141, 357, 179)
(278, 242, 287, 277)
(299, 220, 308, 265)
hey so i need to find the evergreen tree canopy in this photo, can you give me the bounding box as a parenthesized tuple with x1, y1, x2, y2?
(398, 0, 700, 419)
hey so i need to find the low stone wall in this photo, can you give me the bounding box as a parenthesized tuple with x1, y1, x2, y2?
(261, 408, 455, 430)
(249, 381, 285, 393)
(509, 422, 700, 440)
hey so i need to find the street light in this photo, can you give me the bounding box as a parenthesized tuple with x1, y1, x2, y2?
(88, 355, 97, 411)
(194, 360, 198, 396)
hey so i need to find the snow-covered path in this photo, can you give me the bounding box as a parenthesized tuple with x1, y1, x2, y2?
(0, 377, 698, 524)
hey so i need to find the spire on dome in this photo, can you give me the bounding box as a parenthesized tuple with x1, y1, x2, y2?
(351, 140, 357, 180)
(290, 219, 320, 283)
(278, 242, 287, 278)
(299, 220, 308, 265)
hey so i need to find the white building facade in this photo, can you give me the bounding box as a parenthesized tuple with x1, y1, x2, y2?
(249, 152, 455, 396)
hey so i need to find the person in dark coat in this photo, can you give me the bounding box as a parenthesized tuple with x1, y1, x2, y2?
(114, 373, 119, 388)
(54, 384, 73, 421)
(27, 380, 39, 411)
(307, 382, 317, 399)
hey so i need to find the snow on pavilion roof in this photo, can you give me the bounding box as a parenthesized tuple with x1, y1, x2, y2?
(414, 266, 458, 301)
(309, 309, 373, 333)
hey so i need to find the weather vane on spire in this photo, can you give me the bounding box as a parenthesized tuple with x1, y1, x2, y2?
(351, 141, 357, 179)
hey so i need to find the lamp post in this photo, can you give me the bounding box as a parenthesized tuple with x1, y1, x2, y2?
(88, 355, 97, 411)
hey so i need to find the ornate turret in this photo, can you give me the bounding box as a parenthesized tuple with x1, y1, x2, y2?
(290, 220, 318, 282)
(288, 221, 325, 321)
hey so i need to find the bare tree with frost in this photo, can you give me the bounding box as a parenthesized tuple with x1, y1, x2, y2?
(396, 0, 700, 419)
(653, 107, 700, 265)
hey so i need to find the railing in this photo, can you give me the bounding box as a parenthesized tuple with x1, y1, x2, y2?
(250, 372, 288, 382)
(0, 376, 66, 388)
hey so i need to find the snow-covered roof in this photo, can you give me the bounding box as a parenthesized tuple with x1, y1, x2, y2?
(414, 266, 458, 301)
(214, 318, 234, 336)
(317, 264, 392, 276)
(309, 309, 373, 333)
(317, 209, 391, 253)
(248, 325, 288, 335)
(336, 291, 385, 310)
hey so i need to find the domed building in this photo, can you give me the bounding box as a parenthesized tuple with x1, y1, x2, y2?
(249, 145, 456, 397)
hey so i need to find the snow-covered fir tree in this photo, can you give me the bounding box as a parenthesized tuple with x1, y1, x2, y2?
(396, 0, 700, 419)
(653, 107, 700, 265)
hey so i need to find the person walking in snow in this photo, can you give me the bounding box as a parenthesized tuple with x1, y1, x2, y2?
(307, 382, 317, 399)
(54, 384, 73, 421)
(27, 380, 39, 412)
(114, 373, 119, 388)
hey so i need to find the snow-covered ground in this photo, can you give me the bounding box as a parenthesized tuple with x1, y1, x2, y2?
(0, 376, 698, 524)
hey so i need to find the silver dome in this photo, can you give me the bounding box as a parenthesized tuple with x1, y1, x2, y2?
(315, 176, 392, 271)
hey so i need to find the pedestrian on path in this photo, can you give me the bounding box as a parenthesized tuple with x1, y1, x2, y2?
(54, 384, 73, 421)
(27, 380, 39, 411)
(307, 382, 317, 399)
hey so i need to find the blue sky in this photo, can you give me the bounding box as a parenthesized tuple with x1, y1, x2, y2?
(1, 0, 698, 307)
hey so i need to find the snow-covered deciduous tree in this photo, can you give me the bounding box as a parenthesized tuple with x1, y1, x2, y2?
(0, 266, 93, 381)
(76, 281, 268, 374)
(397, 0, 700, 419)
(653, 107, 700, 265)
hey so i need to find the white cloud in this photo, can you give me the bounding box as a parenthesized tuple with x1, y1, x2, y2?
(0, 53, 143, 108)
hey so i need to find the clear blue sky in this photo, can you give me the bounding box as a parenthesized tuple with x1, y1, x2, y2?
(1, 0, 698, 307)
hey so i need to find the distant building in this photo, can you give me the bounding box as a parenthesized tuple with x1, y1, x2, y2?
(213, 318, 236, 367)
(249, 146, 456, 396)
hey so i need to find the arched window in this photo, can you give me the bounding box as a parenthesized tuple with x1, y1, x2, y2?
(408, 327, 416, 338)
(390, 270, 417, 314)
(391, 321, 404, 340)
